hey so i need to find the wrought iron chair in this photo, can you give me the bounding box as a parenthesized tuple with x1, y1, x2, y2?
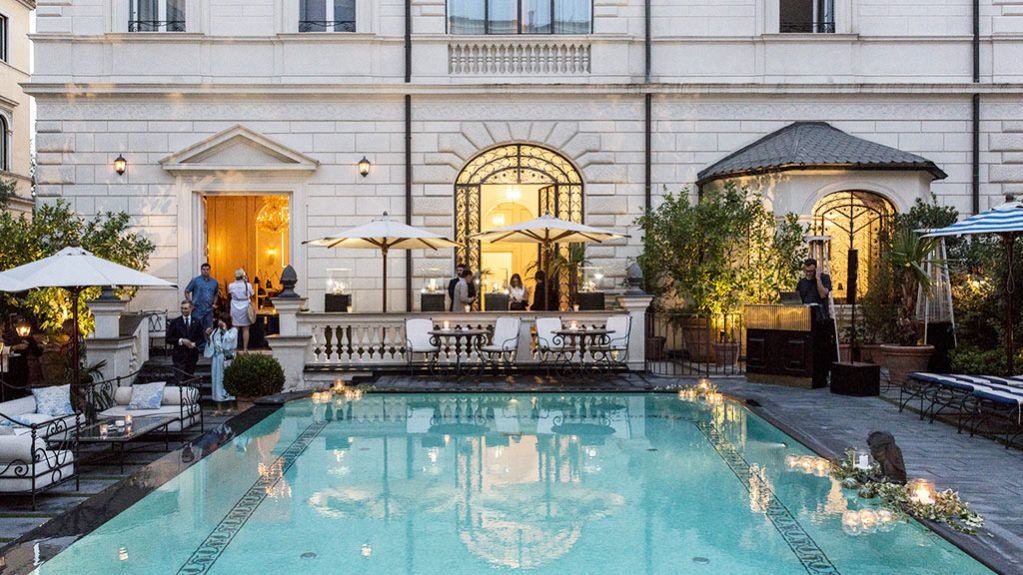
(591, 315, 631, 371)
(405, 318, 439, 375)
(535, 317, 570, 375)
(480, 316, 521, 374)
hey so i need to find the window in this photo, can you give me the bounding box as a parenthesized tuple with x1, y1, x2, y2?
(0, 15, 7, 62)
(129, 0, 186, 32)
(0, 116, 8, 172)
(448, 0, 592, 35)
(299, 0, 356, 32)
(779, 0, 834, 33)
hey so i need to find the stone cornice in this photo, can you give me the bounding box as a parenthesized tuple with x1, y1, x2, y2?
(22, 82, 1023, 98)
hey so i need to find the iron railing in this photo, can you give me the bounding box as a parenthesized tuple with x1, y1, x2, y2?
(645, 311, 745, 377)
(780, 21, 836, 33)
(129, 20, 185, 32)
(299, 20, 356, 32)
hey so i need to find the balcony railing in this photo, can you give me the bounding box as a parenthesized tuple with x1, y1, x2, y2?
(299, 20, 356, 33)
(128, 20, 185, 32)
(780, 21, 836, 34)
(449, 41, 590, 75)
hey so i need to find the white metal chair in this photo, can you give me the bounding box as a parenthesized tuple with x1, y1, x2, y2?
(592, 315, 631, 370)
(480, 316, 521, 373)
(405, 318, 439, 374)
(535, 317, 570, 374)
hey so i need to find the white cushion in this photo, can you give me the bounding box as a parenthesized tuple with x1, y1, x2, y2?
(535, 317, 563, 350)
(0, 434, 49, 461)
(32, 385, 74, 417)
(491, 317, 521, 351)
(114, 384, 185, 406)
(128, 381, 166, 410)
(0, 427, 13, 436)
(0, 396, 37, 418)
(98, 403, 201, 432)
(0, 450, 74, 492)
(406, 319, 439, 353)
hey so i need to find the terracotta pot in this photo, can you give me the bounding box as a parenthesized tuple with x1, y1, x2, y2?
(645, 336, 666, 361)
(712, 341, 740, 367)
(234, 396, 257, 412)
(681, 317, 711, 363)
(879, 344, 934, 388)
(839, 344, 851, 363)
(858, 344, 883, 364)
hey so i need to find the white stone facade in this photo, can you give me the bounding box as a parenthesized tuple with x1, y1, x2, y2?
(28, 0, 1023, 312)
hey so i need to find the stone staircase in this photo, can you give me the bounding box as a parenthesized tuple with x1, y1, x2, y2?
(136, 356, 214, 404)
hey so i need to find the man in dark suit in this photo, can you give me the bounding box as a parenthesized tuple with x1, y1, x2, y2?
(167, 300, 205, 383)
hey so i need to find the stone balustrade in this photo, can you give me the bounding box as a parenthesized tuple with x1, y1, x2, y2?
(271, 292, 653, 390)
(448, 40, 591, 76)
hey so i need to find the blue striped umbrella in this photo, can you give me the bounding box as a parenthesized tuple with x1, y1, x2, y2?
(924, 200, 1023, 374)
(923, 200, 1023, 238)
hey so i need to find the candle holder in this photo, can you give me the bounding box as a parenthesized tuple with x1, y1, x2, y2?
(99, 423, 109, 438)
(908, 478, 937, 506)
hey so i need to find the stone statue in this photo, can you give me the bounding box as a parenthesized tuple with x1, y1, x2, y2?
(867, 431, 907, 484)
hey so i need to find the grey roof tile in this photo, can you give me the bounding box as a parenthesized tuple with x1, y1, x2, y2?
(696, 121, 947, 185)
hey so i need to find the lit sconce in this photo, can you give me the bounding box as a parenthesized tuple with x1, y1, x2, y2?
(358, 156, 371, 178)
(114, 154, 127, 175)
(491, 213, 506, 227)
(14, 318, 30, 338)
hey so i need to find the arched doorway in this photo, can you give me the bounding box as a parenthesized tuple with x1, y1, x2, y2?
(811, 191, 896, 303)
(454, 144, 583, 306)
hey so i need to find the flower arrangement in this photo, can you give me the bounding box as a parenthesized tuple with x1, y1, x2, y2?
(830, 449, 984, 535)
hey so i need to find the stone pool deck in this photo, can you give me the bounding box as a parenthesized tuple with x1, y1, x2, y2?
(2, 373, 1020, 574)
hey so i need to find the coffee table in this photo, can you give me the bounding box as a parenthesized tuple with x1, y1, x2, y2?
(79, 414, 177, 473)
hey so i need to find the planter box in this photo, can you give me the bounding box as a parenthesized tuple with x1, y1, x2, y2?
(576, 292, 605, 311)
(830, 362, 881, 396)
(324, 293, 351, 313)
(421, 293, 447, 312)
(484, 293, 510, 312)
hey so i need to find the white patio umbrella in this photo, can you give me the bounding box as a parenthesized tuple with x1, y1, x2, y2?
(469, 213, 629, 310)
(923, 200, 1023, 374)
(304, 212, 458, 312)
(0, 246, 176, 385)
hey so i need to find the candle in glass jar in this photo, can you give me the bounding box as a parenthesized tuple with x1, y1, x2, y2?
(443, 320, 450, 330)
(571, 321, 578, 330)
(99, 423, 109, 437)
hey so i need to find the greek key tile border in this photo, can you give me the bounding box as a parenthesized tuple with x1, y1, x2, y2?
(696, 421, 841, 575)
(176, 421, 328, 575)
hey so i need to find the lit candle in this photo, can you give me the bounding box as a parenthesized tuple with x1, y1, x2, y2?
(570, 321, 578, 330)
(909, 479, 936, 505)
(443, 320, 450, 330)
(346, 305, 353, 313)
(573, 304, 580, 312)
(99, 423, 109, 437)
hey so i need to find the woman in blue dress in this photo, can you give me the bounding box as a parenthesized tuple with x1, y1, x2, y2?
(205, 311, 238, 412)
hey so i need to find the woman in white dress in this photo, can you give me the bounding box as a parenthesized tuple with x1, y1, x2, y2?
(205, 311, 238, 410)
(508, 273, 530, 311)
(228, 268, 254, 351)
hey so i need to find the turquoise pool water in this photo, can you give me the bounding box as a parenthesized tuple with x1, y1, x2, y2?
(33, 394, 992, 574)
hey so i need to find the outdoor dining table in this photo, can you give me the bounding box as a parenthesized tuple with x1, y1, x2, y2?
(553, 327, 615, 375)
(428, 328, 489, 377)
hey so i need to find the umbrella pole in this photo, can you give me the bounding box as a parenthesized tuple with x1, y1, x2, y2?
(71, 287, 81, 389)
(1007, 233, 1016, 375)
(382, 246, 389, 314)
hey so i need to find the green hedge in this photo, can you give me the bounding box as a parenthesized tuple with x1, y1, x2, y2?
(224, 354, 286, 398)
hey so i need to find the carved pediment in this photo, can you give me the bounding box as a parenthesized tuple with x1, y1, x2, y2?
(160, 125, 319, 174)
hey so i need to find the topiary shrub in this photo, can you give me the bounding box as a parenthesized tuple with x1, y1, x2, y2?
(224, 354, 286, 398)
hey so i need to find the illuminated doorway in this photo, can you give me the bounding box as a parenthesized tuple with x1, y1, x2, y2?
(811, 191, 896, 303)
(454, 144, 583, 309)
(203, 194, 291, 300)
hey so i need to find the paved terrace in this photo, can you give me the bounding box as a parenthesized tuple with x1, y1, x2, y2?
(1, 374, 1020, 574)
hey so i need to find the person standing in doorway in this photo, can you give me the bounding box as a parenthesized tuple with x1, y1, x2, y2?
(455, 269, 476, 312)
(508, 273, 530, 311)
(168, 301, 205, 384)
(185, 263, 219, 333)
(228, 269, 255, 351)
(448, 262, 466, 311)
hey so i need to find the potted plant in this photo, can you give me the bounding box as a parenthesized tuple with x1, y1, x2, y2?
(224, 353, 286, 405)
(712, 314, 741, 367)
(880, 225, 939, 387)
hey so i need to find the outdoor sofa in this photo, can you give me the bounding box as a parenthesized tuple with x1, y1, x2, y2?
(85, 379, 204, 433)
(0, 383, 82, 508)
(904, 372, 1023, 448)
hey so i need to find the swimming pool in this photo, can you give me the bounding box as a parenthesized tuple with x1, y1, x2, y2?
(31, 393, 992, 574)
